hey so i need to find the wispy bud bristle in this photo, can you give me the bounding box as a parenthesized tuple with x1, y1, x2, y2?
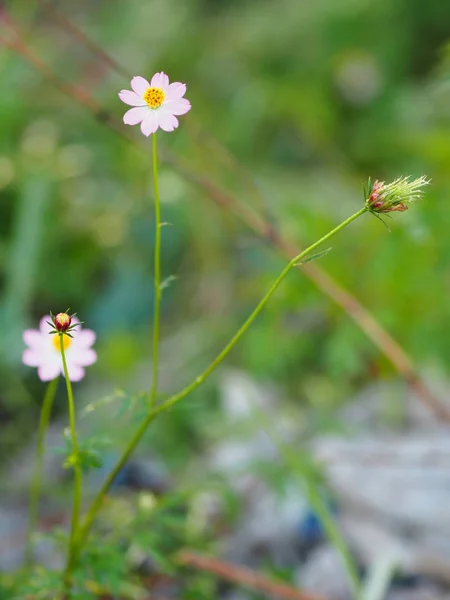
(365, 175, 430, 214)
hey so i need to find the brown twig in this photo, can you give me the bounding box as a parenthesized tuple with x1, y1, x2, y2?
(36, 0, 130, 79)
(2, 11, 449, 420)
(178, 550, 326, 600)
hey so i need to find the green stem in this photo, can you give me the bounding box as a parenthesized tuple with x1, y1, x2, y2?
(59, 334, 83, 596)
(25, 377, 59, 567)
(152, 207, 368, 416)
(149, 132, 162, 411)
(74, 206, 368, 557)
(252, 407, 362, 599)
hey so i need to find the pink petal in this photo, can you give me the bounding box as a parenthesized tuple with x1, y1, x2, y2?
(22, 349, 42, 367)
(158, 112, 179, 132)
(123, 106, 149, 125)
(151, 72, 170, 90)
(75, 329, 96, 348)
(65, 363, 85, 382)
(23, 329, 42, 348)
(118, 90, 146, 107)
(164, 98, 191, 116)
(165, 82, 186, 101)
(131, 76, 150, 96)
(38, 362, 62, 382)
(39, 315, 53, 334)
(71, 348, 97, 367)
(140, 111, 160, 136)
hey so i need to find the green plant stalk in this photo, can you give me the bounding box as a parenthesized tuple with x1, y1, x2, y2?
(149, 132, 162, 411)
(305, 482, 361, 599)
(254, 406, 361, 599)
(60, 334, 83, 596)
(73, 206, 367, 558)
(25, 377, 59, 567)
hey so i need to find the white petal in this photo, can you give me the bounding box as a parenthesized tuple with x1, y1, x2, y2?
(118, 90, 146, 106)
(140, 111, 160, 136)
(158, 112, 179, 132)
(71, 348, 97, 367)
(164, 98, 191, 116)
(64, 363, 85, 382)
(130, 76, 150, 96)
(123, 106, 149, 125)
(38, 362, 62, 382)
(23, 349, 42, 367)
(151, 72, 170, 91)
(165, 82, 186, 101)
(23, 330, 43, 348)
(75, 329, 96, 348)
(39, 315, 53, 334)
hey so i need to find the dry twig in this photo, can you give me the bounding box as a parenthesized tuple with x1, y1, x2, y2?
(178, 550, 326, 600)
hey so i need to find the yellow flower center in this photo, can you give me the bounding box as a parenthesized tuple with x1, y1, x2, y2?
(143, 87, 165, 109)
(53, 333, 72, 352)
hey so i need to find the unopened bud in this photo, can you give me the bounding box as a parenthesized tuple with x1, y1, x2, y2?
(54, 312, 71, 332)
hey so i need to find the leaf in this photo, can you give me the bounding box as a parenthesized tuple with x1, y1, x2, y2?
(295, 247, 332, 266)
(369, 210, 391, 232)
(160, 274, 178, 292)
(81, 389, 127, 418)
(61, 435, 111, 472)
(146, 546, 175, 574)
(76, 448, 104, 472)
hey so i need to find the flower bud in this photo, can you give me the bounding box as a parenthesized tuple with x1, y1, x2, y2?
(54, 312, 72, 332)
(365, 176, 429, 214)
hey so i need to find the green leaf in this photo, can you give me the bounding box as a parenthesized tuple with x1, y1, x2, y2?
(146, 546, 175, 574)
(295, 247, 332, 266)
(160, 274, 178, 292)
(81, 389, 127, 418)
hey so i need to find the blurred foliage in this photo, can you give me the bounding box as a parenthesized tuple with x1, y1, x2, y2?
(0, 0, 448, 455)
(0, 0, 450, 593)
(1, 481, 240, 598)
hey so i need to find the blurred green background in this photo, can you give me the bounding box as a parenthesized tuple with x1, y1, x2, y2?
(1, 0, 449, 462)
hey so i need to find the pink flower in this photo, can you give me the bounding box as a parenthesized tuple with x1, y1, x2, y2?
(119, 72, 191, 136)
(22, 315, 97, 382)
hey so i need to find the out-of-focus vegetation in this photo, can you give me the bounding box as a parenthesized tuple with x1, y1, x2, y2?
(1, 0, 448, 450)
(1, 0, 450, 596)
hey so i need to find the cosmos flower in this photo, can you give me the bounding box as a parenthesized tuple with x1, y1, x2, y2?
(119, 72, 191, 136)
(22, 315, 97, 382)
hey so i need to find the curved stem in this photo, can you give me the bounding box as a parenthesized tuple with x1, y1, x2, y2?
(73, 207, 367, 556)
(149, 131, 162, 411)
(59, 334, 82, 597)
(25, 377, 59, 567)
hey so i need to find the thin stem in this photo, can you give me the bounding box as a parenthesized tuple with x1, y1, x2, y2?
(73, 206, 367, 556)
(149, 131, 162, 411)
(252, 407, 362, 599)
(25, 377, 59, 567)
(59, 334, 82, 597)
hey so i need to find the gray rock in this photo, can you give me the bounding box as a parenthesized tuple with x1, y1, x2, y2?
(294, 546, 353, 600)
